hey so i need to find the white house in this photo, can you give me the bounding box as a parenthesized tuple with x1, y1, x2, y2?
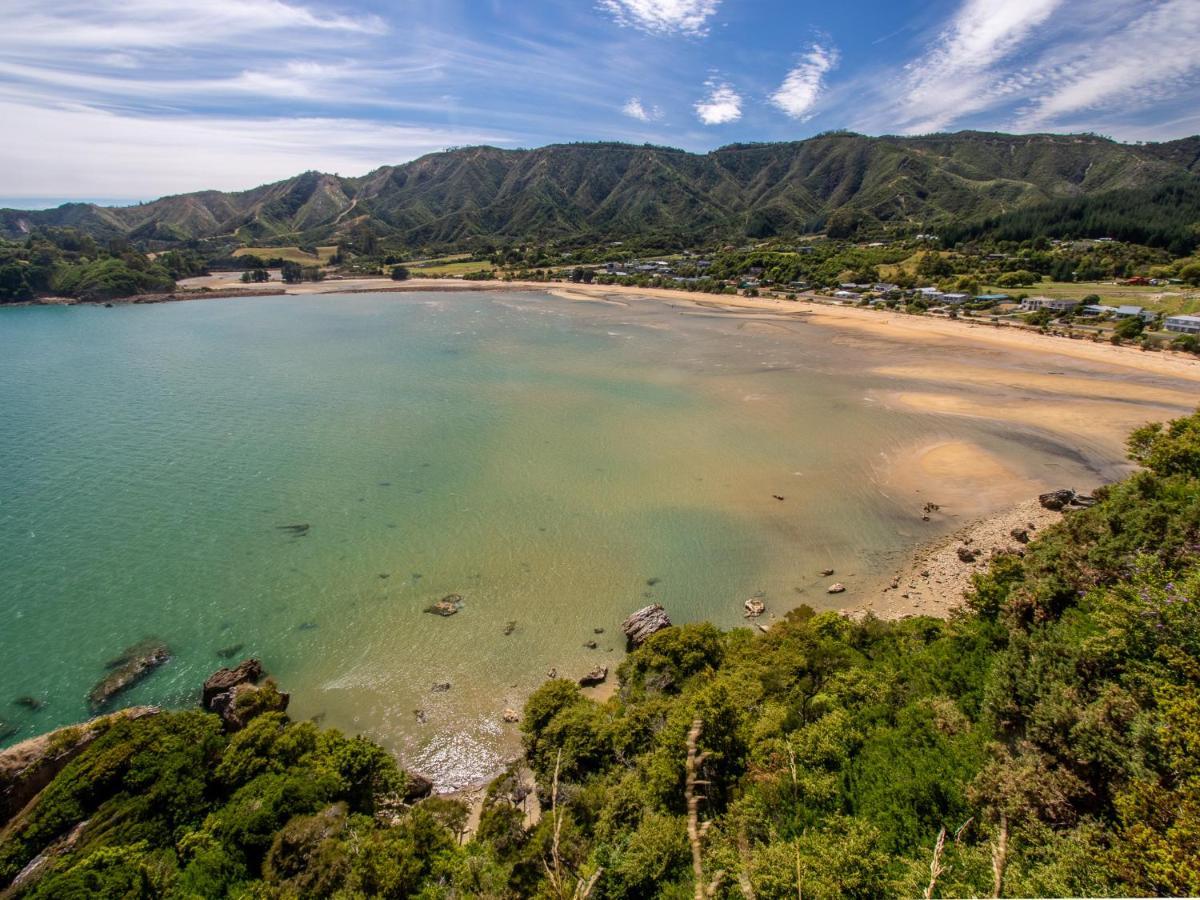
(1020, 297, 1079, 313)
(1165, 314, 1200, 335)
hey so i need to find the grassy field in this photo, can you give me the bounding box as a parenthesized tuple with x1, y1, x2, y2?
(409, 255, 496, 276)
(233, 246, 339, 265)
(985, 281, 1200, 316)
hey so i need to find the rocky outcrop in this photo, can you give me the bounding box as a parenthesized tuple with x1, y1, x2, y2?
(743, 598, 766, 618)
(202, 658, 263, 708)
(401, 770, 433, 803)
(1, 707, 160, 827)
(578, 666, 608, 688)
(622, 604, 671, 647)
(87, 639, 170, 711)
(201, 659, 288, 732)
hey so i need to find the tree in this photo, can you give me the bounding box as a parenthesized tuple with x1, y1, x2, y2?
(391, 265, 410, 281)
(281, 260, 304, 284)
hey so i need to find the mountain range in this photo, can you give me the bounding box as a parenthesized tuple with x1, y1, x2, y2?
(3, 131, 1199, 251)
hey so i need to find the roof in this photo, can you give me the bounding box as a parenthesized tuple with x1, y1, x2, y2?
(1116, 305, 1144, 315)
(1167, 314, 1200, 323)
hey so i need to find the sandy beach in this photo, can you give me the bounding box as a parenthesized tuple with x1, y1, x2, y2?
(168, 274, 1200, 619)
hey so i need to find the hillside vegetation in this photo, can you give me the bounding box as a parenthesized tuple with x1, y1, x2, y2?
(2, 410, 1199, 897)
(3, 132, 1198, 252)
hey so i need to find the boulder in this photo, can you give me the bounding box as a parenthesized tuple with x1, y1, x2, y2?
(743, 598, 766, 618)
(87, 639, 170, 711)
(1010, 528, 1030, 544)
(622, 604, 672, 647)
(1039, 489, 1076, 511)
(827, 583, 846, 594)
(578, 666, 608, 687)
(502, 708, 520, 723)
(956, 546, 978, 563)
(425, 594, 463, 617)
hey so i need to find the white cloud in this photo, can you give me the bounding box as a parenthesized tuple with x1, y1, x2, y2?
(622, 97, 662, 121)
(1014, 0, 1200, 130)
(598, 0, 720, 36)
(0, 0, 385, 52)
(770, 43, 838, 120)
(0, 98, 510, 199)
(694, 78, 741, 125)
(898, 0, 1063, 133)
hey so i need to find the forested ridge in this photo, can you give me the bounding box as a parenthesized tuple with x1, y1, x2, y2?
(2, 410, 1199, 897)
(3, 131, 1198, 252)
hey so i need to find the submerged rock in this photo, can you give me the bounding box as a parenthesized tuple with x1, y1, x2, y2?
(622, 604, 672, 647)
(88, 639, 170, 711)
(583, 640, 598, 649)
(13, 696, 43, 711)
(276, 523, 310, 536)
(578, 666, 608, 687)
(425, 594, 463, 617)
(502, 620, 517, 636)
(216, 643, 244, 659)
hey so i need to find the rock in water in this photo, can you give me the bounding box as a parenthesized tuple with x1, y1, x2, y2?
(1039, 489, 1076, 511)
(826, 583, 846, 594)
(578, 666, 608, 687)
(425, 594, 463, 617)
(88, 639, 170, 711)
(621, 604, 672, 647)
(743, 598, 766, 618)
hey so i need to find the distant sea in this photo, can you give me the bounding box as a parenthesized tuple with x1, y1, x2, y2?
(0, 291, 1108, 788)
(0, 197, 144, 210)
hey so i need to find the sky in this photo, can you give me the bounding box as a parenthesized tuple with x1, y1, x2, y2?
(2, 0, 1199, 206)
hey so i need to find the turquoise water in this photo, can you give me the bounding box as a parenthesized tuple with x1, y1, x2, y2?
(0, 291, 1117, 787)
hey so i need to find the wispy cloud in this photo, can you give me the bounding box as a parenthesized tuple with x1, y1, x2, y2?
(898, 0, 1063, 133)
(622, 97, 663, 121)
(1014, 0, 1200, 130)
(2, 0, 384, 52)
(598, 0, 720, 36)
(770, 43, 838, 120)
(0, 98, 510, 198)
(694, 77, 741, 125)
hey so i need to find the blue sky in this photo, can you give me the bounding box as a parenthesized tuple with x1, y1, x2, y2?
(2, 0, 1198, 205)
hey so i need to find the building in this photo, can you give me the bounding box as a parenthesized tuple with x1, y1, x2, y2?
(939, 292, 970, 305)
(1082, 304, 1157, 322)
(1165, 314, 1200, 335)
(974, 293, 1010, 303)
(1020, 297, 1079, 313)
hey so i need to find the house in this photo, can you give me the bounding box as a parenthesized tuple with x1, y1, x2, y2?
(1165, 314, 1200, 335)
(833, 290, 859, 300)
(1082, 304, 1156, 322)
(872, 283, 901, 295)
(1020, 297, 1079, 313)
(940, 293, 970, 305)
(974, 293, 1010, 303)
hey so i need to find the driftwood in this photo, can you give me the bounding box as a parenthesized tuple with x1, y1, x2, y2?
(622, 604, 672, 646)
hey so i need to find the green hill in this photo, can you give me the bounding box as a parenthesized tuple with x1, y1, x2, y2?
(4, 131, 1198, 251)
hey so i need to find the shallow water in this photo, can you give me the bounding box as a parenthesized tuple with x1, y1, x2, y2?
(0, 291, 1128, 787)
